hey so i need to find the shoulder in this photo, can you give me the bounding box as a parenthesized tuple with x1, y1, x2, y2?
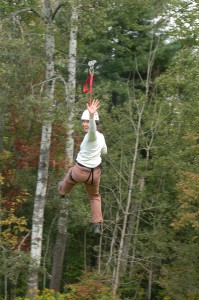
(96, 131, 106, 142)
(96, 131, 105, 137)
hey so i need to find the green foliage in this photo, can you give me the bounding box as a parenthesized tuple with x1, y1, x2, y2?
(159, 243, 199, 300)
(64, 271, 117, 300)
(153, 42, 199, 300)
(0, 246, 30, 299)
(0, 0, 40, 17)
(0, 151, 30, 247)
(1, 0, 199, 299)
(16, 272, 116, 299)
(163, 0, 199, 46)
(17, 289, 66, 300)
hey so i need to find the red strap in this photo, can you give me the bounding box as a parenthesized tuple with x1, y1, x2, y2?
(83, 74, 93, 105)
(83, 74, 93, 93)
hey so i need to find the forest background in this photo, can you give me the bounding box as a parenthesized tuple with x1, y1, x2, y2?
(0, 0, 199, 299)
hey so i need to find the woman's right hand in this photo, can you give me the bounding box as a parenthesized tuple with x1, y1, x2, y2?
(87, 99, 100, 118)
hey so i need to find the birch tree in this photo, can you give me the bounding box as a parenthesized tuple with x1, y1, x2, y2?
(50, 1, 79, 291)
(27, 5, 54, 294)
(10, 0, 67, 295)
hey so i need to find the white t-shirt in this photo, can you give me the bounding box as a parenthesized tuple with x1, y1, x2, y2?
(76, 119, 107, 168)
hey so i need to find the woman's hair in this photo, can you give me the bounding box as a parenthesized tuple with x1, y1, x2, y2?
(96, 121, 103, 133)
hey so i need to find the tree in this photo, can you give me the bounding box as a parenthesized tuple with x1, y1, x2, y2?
(6, 0, 66, 295)
(0, 149, 30, 299)
(155, 47, 199, 299)
(49, 0, 79, 291)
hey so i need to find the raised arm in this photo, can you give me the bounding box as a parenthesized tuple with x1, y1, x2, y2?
(87, 99, 100, 142)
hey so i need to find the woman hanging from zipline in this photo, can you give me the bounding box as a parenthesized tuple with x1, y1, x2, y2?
(58, 99, 107, 234)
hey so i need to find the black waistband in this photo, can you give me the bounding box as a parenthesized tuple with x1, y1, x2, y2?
(76, 161, 101, 169)
(76, 162, 92, 169)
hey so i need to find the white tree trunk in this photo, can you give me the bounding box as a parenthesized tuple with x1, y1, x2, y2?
(50, 3, 78, 291)
(28, 122, 52, 292)
(27, 0, 56, 294)
(66, 3, 78, 163)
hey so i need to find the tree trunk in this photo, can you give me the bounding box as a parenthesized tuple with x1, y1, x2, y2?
(148, 269, 153, 300)
(119, 203, 140, 276)
(0, 108, 5, 152)
(105, 150, 124, 274)
(28, 122, 52, 293)
(50, 3, 78, 291)
(27, 0, 55, 295)
(112, 109, 143, 296)
(50, 200, 69, 290)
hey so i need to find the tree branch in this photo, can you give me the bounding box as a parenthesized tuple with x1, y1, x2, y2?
(11, 7, 45, 21)
(18, 230, 31, 251)
(52, 3, 66, 20)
